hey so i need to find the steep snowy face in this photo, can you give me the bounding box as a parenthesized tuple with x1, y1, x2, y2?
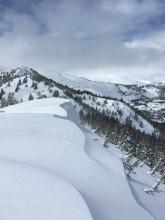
(81, 95, 157, 136)
(53, 73, 165, 126)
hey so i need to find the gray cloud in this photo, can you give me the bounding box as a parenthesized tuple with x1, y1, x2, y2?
(0, 0, 165, 83)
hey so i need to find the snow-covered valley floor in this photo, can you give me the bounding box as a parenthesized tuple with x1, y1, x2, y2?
(0, 98, 164, 220)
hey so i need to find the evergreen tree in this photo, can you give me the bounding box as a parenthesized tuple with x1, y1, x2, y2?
(53, 90, 59, 97)
(28, 94, 34, 101)
(7, 93, 17, 105)
(15, 83, 20, 92)
(1, 97, 8, 107)
(23, 77, 28, 84)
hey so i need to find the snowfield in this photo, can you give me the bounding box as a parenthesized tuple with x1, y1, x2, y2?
(0, 159, 92, 220)
(2, 97, 68, 117)
(53, 73, 160, 100)
(0, 98, 164, 220)
(0, 67, 63, 102)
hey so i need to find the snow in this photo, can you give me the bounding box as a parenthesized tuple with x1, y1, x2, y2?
(53, 73, 160, 101)
(134, 100, 165, 123)
(0, 98, 164, 220)
(53, 72, 164, 125)
(0, 159, 92, 220)
(0, 69, 63, 102)
(2, 97, 68, 117)
(82, 95, 156, 135)
(129, 164, 165, 220)
(54, 73, 123, 99)
(0, 98, 93, 220)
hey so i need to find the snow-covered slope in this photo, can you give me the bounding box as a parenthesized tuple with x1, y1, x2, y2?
(0, 67, 63, 104)
(3, 97, 68, 116)
(0, 67, 164, 126)
(81, 95, 157, 135)
(53, 73, 161, 101)
(0, 98, 92, 220)
(0, 98, 164, 220)
(0, 159, 92, 220)
(52, 72, 165, 135)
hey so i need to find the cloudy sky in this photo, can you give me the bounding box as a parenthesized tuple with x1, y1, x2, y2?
(0, 0, 165, 83)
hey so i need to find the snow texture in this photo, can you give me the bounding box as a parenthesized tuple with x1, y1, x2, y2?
(0, 98, 164, 220)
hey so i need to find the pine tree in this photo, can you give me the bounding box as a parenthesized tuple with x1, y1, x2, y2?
(53, 90, 59, 97)
(7, 93, 17, 105)
(104, 99, 108, 105)
(15, 83, 20, 92)
(28, 94, 34, 101)
(18, 79, 22, 86)
(1, 97, 8, 107)
(23, 77, 28, 84)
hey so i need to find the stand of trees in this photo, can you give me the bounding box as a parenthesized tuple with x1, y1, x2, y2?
(58, 83, 165, 175)
(55, 83, 165, 175)
(79, 103, 165, 173)
(0, 92, 18, 107)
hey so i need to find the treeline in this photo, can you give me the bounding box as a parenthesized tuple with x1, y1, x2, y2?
(79, 103, 165, 173)
(54, 81, 163, 132)
(54, 83, 165, 173)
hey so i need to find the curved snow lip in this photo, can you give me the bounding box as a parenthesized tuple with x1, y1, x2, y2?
(1, 98, 69, 117)
(62, 102, 155, 220)
(0, 158, 93, 220)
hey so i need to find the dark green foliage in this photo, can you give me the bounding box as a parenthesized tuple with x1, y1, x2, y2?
(15, 83, 20, 92)
(1, 97, 8, 107)
(0, 93, 18, 107)
(31, 81, 38, 90)
(23, 77, 28, 84)
(18, 79, 22, 85)
(0, 89, 5, 100)
(53, 90, 59, 97)
(28, 94, 34, 101)
(7, 93, 18, 105)
(37, 94, 47, 99)
(79, 103, 165, 173)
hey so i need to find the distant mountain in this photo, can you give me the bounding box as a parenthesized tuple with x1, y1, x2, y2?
(53, 73, 162, 101)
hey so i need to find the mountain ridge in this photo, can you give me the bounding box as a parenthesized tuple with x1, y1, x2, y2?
(0, 67, 164, 133)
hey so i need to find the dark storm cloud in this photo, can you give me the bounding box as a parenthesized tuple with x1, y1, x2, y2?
(0, 0, 165, 83)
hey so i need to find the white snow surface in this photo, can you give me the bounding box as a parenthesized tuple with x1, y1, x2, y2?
(2, 97, 68, 116)
(0, 98, 164, 220)
(53, 73, 160, 100)
(0, 159, 92, 220)
(82, 95, 156, 135)
(0, 68, 63, 102)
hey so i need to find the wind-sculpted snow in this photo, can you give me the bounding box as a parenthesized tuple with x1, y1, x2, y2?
(0, 98, 156, 220)
(0, 98, 93, 220)
(2, 97, 68, 117)
(0, 158, 93, 220)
